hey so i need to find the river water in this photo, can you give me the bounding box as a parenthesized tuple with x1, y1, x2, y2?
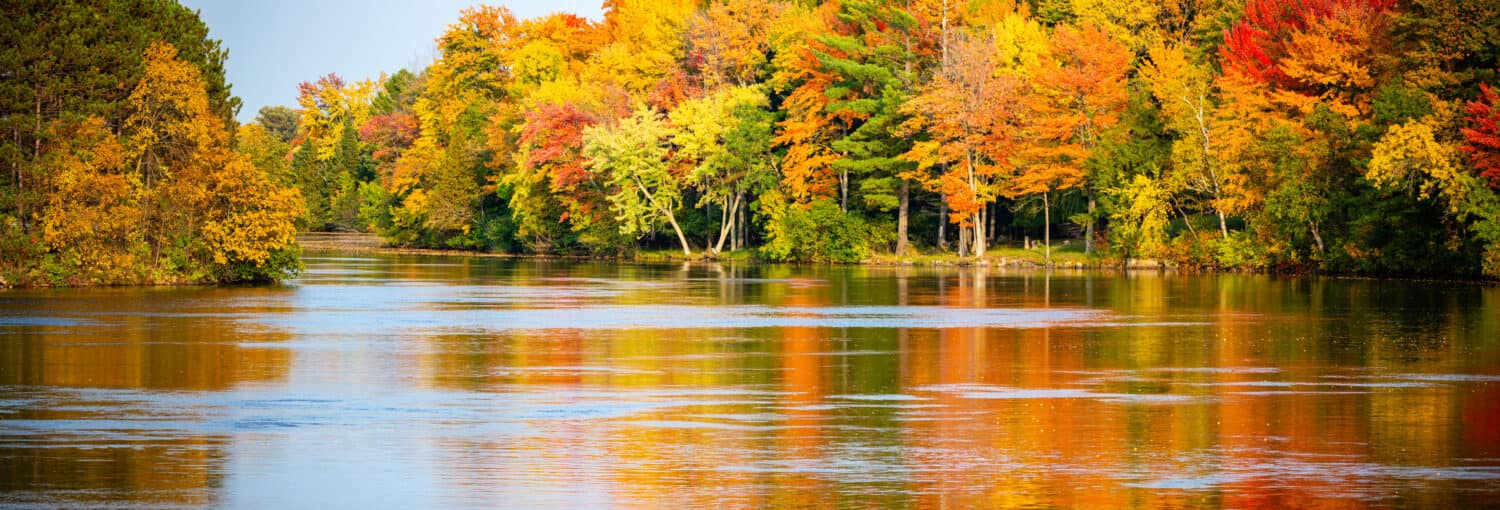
(2, 253, 1498, 508)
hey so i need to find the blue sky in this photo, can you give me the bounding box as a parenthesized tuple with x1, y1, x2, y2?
(179, 1, 605, 122)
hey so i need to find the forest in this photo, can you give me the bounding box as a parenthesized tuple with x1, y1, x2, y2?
(1, 0, 300, 286)
(6, 0, 1500, 286)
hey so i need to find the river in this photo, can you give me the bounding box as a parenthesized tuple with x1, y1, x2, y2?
(2, 252, 1499, 508)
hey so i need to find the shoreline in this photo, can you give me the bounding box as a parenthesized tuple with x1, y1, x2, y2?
(4, 233, 1490, 288)
(298, 233, 1494, 283)
(297, 232, 1115, 269)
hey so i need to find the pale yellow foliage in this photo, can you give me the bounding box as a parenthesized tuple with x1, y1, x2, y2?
(990, 13, 1048, 79)
(124, 41, 226, 180)
(1367, 118, 1466, 211)
(190, 148, 303, 265)
(1070, 0, 1163, 54)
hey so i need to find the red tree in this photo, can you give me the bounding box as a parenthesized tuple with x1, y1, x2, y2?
(1463, 83, 1500, 189)
(517, 103, 605, 220)
(1220, 0, 1393, 88)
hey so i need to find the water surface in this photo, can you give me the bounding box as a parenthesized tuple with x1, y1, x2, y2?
(3, 254, 1499, 508)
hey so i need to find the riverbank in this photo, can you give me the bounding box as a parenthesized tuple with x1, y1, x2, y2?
(299, 232, 1157, 270)
(302, 232, 1500, 282)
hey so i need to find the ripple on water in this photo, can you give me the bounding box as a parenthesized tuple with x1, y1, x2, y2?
(913, 383, 1201, 404)
(1181, 380, 1443, 389)
(0, 316, 103, 327)
(1388, 373, 1500, 383)
(828, 394, 931, 401)
(259, 304, 1175, 334)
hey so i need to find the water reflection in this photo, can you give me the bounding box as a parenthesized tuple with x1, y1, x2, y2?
(2, 254, 1498, 508)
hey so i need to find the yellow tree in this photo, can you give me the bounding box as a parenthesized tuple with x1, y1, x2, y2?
(594, 0, 698, 97)
(235, 123, 294, 188)
(121, 41, 234, 270)
(687, 0, 790, 89)
(123, 41, 225, 189)
(47, 40, 303, 284)
(184, 147, 303, 276)
(1367, 118, 1470, 213)
(1210, 69, 1285, 221)
(391, 6, 520, 247)
(294, 74, 376, 162)
(1070, 0, 1164, 54)
(39, 118, 142, 284)
(671, 85, 774, 256)
(1142, 42, 1228, 236)
(131, 42, 301, 281)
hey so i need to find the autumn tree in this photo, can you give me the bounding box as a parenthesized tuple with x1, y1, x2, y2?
(1142, 42, 1228, 236)
(771, 2, 842, 205)
(686, 0, 789, 89)
(512, 102, 614, 252)
(596, 0, 698, 96)
(39, 119, 142, 284)
(1370, 118, 1500, 277)
(1108, 173, 1175, 263)
(1070, 0, 1165, 54)
(902, 33, 1021, 257)
(184, 147, 303, 281)
(123, 41, 231, 268)
(1015, 23, 1131, 260)
(672, 86, 777, 256)
(1220, 0, 1395, 110)
(775, 0, 920, 256)
(384, 6, 520, 249)
(1463, 83, 1500, 190)
(236, 123, 294, 188)
(21, 37, 301, 286)
(584, 106, 693, 255)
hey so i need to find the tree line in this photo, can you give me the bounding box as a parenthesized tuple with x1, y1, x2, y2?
(6, 0, 1500, 286)
(258, 0, 1500, 277)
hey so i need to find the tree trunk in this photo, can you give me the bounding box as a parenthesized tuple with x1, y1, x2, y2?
(737, 199, 748, 250)
(1309, 219, 1325, 254)
(1173, 198, 1200, 242)
(1084, 189, 1096, 256)
(974, 211, 986, 257)
(965, 149, 982, 257)
(938, 199, 948, 251)
(730, 198, 740, 252)
(896, 180, 909, 256)
(987, 201, 997, 244)
(666, 212, 692, 257)
(1043, 192, 1052, 264)
(712, 193, 742, 256)
(958, 220, 969, 258)
(840, 167, 848, 212)
(632, 177, 692, 256)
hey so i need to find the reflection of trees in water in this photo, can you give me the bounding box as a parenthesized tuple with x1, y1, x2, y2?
(0, 287, 299, 507)
(0, 287, 295, 389)
(3, 260, 1498, 507)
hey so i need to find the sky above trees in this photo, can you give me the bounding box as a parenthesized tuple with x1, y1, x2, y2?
(179, 0, 604, 122)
